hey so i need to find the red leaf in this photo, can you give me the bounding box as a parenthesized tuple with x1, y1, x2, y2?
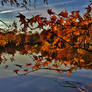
(23, 69, 29, 72)
(89, 26, 92, 34)
(59, 11, 68, 17)
(47, 9, 55, 15)
(71, 11, 80, 18)
(36, 15, 43, 23)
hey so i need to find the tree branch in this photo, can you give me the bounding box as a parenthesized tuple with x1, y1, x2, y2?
(17, 67, 73, 76)
(0, 19, 10, 28)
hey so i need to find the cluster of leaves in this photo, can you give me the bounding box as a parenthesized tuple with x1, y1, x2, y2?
(0, 2, 92, 76)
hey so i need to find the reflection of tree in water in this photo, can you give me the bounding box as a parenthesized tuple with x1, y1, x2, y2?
(0, 45, 91, 92)
(0, 33, 91, 92)
(0, 44, 91, 75)
(0, 49, 91, 92)
(53, 77, 91, 92)
(0, 43, 91, 92)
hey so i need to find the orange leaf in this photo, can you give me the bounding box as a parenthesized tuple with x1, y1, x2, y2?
(58, 42, 62, 48)
(56, 70, 63, 73)
(65, 60, 72, 65)
(77, 49, 86, 54)
(24, 63, 32, 67)
(43, 61, 48, 67)
(52, 64, 58, 68)
(13, 69, 19, 74)
(80, 59, 85, 63)
(32, 65, 38, 70)
(47, 61, 51, 64)
(67, 70, 72, 76)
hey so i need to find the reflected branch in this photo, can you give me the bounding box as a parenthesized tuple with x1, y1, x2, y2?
(54, 78, 89, 92)
(16, 67, 73, 76)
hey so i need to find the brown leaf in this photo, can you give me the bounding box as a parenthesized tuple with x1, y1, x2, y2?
(16, 13, 27, 25)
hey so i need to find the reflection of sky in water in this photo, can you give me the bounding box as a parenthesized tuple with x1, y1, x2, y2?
(0, 68, 92, 92)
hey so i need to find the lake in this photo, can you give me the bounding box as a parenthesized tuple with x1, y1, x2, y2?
(0, 47, 92, 92)
(0, 0, 92, 92)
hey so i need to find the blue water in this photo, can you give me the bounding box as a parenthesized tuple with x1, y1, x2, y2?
(0, 69, 92, 92)
(0, 53, 91, 92)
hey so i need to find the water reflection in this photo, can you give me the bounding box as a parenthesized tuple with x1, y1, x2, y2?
(0, 45, 91, 92)
(0, 68, 92, 92)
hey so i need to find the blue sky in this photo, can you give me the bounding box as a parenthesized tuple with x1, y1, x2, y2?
(0, 0, 90, 28)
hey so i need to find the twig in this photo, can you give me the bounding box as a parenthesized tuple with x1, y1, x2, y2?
(0, 19, 10, 28)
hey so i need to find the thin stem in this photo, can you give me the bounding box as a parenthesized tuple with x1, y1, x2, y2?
(0, 19, 10, 28)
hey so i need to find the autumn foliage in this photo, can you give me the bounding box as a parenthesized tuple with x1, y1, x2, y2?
(0, 2, 92, 76)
